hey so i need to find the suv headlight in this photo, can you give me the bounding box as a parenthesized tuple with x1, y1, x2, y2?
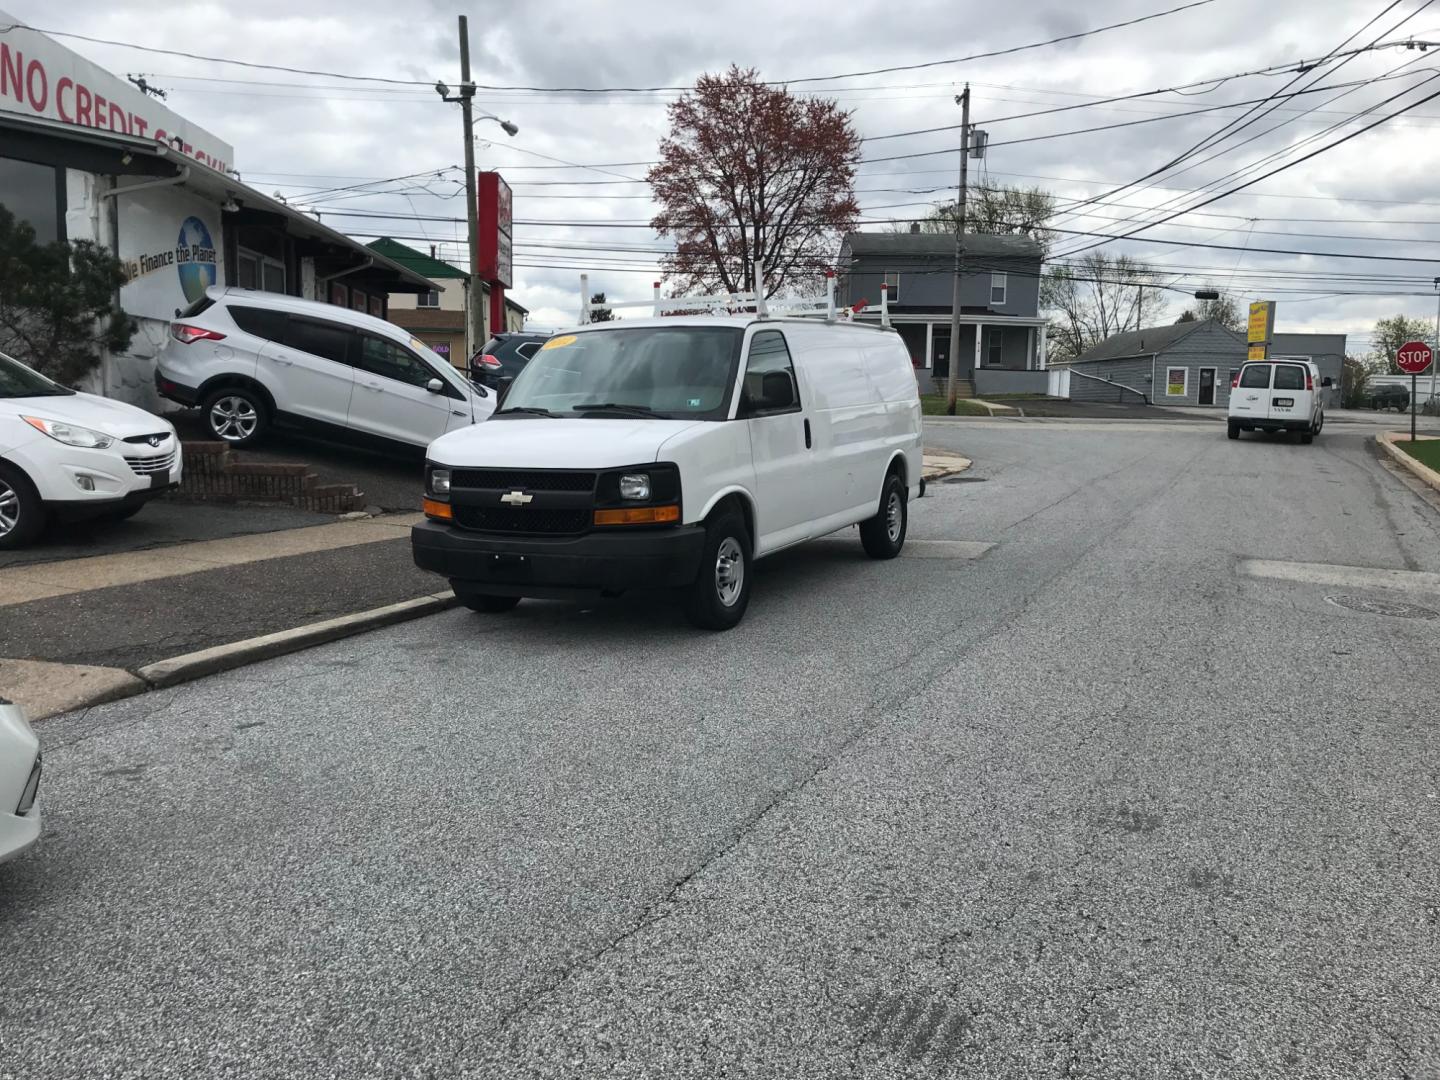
(21, 416, 115, 449)
(619, 473, 650, 501)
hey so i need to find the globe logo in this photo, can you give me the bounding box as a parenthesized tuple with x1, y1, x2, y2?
(176, 216, 218, 304)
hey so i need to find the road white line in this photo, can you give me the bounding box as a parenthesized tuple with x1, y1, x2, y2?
(1240, 559, 1440, 595)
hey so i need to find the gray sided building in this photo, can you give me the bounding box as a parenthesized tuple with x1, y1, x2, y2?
(1067, 321, 1346, 409)
(838, 230, 1048, 396)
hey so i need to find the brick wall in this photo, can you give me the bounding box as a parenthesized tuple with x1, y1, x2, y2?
(175, 443, 367, 514)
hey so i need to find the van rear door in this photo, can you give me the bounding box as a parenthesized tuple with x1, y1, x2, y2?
(1230, 363, 1270, 423)
(1269, 362, 1311, 423)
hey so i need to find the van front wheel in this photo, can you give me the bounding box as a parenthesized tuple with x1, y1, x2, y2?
(861, 473, 908, 559)
(682, 509, 751, 631)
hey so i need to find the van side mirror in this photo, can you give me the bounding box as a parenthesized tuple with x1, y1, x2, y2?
(759, 371, 795, 411)
(1322, 377, 1333, 388)
(426, 378, 444, 394)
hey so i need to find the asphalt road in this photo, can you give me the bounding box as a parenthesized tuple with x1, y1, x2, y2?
(5, 419, 1440, 1079)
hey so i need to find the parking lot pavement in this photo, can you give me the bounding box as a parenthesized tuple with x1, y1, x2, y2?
(5, 418, 1440, 1077)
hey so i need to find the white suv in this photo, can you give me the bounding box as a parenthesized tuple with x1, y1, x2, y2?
(1228, 358, 1328, 444)
(155, 287, 495, 449)
(0, 698, 41, 864)
(0, 350, 181, 549)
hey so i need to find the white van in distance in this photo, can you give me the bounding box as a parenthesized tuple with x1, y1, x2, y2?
(411, 314, 923, 629)
(1228, 358, 1329, 443)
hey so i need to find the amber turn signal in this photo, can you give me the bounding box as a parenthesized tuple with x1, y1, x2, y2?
(423, 498, 453, 521)
(593, 504, 680, 526)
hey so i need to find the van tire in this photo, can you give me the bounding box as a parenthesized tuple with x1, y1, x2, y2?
(1300, 429, 1314, 444)
(1227, 422, 1239, 440)
(683, 509, 751, 631)
(0, 462, 46, 550)
(203, 386, 270, 446)
(458, 592, 521, 614)
(861, 473, 908, 559)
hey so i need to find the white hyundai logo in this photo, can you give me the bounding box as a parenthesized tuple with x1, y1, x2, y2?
(500, 490, 534, 506)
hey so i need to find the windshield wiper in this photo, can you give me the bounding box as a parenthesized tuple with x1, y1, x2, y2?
(571, 402, 664, 418)
(496, 405, 557, 417)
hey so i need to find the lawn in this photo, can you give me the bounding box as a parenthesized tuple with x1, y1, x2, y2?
(1394, 438, 1440, 472)
(920, 395, 993, 416)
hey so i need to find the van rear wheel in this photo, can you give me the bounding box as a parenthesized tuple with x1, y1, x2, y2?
(861, 473, 908, 559)
(1227, 422, 1239, 440)
(682, 509, 751, 631)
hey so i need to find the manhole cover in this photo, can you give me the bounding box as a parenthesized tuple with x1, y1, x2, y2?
(1325, 594, 1440, 619)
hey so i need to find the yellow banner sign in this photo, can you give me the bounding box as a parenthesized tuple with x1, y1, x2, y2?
(1248, 345, 1267, 361)
(1247, 300, 1274, 344)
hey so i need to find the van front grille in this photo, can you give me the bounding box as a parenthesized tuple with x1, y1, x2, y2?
(452, 506, 590, 535)
(450, 469, 595, 493)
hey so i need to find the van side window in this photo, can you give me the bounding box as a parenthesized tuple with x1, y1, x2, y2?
(1238, 365, 1271, 389)
(356, 335, 438, 388)
(228, 305, 288, 342)
(1273, 364, 1306, 391)
(742, 331, 801, 415)
(282, 318, 352, 366)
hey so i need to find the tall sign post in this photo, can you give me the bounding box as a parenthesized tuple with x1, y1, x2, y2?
(1397, 340, 1434, 443)
(1247, 300, 1275, 362)
(478, 172, 513, 339)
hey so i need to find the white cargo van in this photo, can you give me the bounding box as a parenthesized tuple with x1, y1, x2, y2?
(411, 315, 923, 629)
(1227, 358, 1329, 443)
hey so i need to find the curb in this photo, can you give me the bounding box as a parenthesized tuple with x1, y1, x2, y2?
(1376, 431, 1440, 493)
(922, 452, 973, 482)
(135, 592, 459, 689)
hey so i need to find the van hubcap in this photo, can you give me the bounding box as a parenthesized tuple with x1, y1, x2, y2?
(0, 482, 19, 537)
(715, 537, 744, 607)
(210, 396, 258, 441)
(886, 491, 903, 543)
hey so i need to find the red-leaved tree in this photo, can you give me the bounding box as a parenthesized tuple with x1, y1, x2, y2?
(648, 66, 861, 299)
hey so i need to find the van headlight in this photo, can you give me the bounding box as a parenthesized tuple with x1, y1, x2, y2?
(426, 466, 451, 498)
(21, 416, 115, 449)
(619, 473, 650, 501)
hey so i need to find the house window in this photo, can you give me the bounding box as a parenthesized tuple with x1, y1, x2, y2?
(987, 328, 1005, 367)
(1165, 367, 1188, 397)
(990, 273, 1007, 306)
(883, 272, 900, 305)
(417, 289, 440, 308)
(238, 247, 286, 294)
(0, 156, 64, 243)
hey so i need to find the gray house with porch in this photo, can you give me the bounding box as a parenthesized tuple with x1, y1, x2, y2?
(837, 231, 1048, 396)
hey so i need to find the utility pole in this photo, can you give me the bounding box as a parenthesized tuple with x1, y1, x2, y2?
(946, 84, 971, 416)
(1431, 276, 1438, 410)
(457, 15, 484, 361)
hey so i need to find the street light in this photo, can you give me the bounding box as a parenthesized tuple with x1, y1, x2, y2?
(439, 19, 519, 357)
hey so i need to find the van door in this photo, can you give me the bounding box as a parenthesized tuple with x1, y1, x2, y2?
(1269, 362, 1311, 424)
(739, 329, 814, 552)
(1230, 362, 1271, 424)
(348, 333, 458, 447)
(258, 315, 356, 430)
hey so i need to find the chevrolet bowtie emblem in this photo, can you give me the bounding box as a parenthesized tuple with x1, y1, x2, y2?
(500, 490, 534, 506)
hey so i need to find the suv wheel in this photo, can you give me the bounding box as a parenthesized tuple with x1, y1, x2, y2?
(683, 508, 752, 631)
(203, 387, 269, 446)
(0, 464, 46, 550)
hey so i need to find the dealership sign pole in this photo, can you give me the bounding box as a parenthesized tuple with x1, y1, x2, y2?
(1396, 340, 1434, 442)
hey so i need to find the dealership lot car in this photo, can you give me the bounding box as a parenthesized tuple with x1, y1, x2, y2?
(413, 316, 923, 630)
(156, 287, 495, 451)
(1227, 359, 1328, 443)
(469, 332, 549, 390)
(0, 698, 41, 864)
(0, 350, 181, 549)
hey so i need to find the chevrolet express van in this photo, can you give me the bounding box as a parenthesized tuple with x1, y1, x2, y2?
(411, 316, 923, 630)
(1227, 358, 1329, 443)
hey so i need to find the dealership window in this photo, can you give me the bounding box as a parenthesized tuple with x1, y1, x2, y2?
(0, 156, 64, 244)
(990, 273, 1007, 306)
(883, 272, 900, 304)
(417, 289, 440, 308)
(238, 248, 286, 294)
(1165, 367, 1189, 397)
(987, 328, 1005, 367)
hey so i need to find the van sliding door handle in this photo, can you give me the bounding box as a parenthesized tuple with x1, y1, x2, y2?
(803, 418, 812, 449)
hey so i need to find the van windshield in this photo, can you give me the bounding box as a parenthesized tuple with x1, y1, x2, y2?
(497, 326, 744, 420)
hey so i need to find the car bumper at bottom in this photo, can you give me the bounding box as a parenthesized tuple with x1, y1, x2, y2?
(48, 483, 178, 522)
(0, 805, 40, 864)
(154, 369, 200, 407)
(1238, 418, 1311, 432)
(412, 520, 707, 599)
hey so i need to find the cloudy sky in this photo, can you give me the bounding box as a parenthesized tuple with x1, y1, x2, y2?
(15, 0, 1440, 349)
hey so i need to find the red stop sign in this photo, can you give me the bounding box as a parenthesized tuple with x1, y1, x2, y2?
(1397, 340, 1434, 374)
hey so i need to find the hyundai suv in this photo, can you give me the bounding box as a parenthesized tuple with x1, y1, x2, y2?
(156, 288, 496, 450)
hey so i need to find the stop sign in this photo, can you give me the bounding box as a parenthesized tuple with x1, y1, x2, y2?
(1397, 340, 1434, 374)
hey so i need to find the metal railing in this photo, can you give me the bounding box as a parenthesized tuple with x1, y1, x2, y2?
(576, 273, 892, 327)
(1068, 367, 1151, 405)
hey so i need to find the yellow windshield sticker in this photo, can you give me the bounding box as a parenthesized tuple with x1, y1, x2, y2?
(410, 338, 427, 352)
(542, 334, 577, 350)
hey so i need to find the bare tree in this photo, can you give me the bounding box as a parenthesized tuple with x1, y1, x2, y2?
(914, 185, 1056, 253)
(1174, 289, 1242, 331)
(648, 66, 861, 298)
(1042, 253, 1167, 362)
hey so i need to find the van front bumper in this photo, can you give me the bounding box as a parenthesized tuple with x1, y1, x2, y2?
(411, 520, 707, 598)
